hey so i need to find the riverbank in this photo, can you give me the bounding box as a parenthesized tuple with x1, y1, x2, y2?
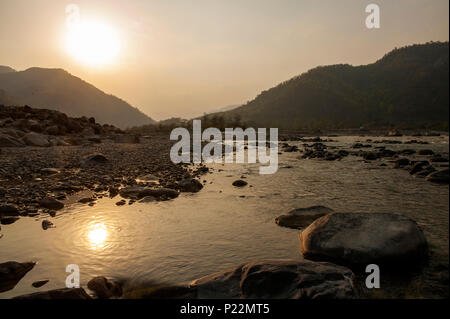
(0, 133, 448, 299)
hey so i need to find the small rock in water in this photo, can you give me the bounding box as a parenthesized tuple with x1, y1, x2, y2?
(39, 197, 64, 210)
(42, 220, 54, 230)
(87, 276, 122, 299)
(1, 216, 19, 225)
(116, 200, 126, 206)
(178, 178, 203, 193)
(232, 180, 248, 187)
(32, 279, 49, 288)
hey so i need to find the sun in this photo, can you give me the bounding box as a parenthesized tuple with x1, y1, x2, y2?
(65, 20, 120, 67)
(87, 222, 109, 249)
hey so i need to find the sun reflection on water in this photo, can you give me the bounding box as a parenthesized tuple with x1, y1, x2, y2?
(87, 222, 108, 250)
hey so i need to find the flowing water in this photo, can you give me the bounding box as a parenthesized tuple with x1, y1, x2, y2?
(0, 135, 448, 298)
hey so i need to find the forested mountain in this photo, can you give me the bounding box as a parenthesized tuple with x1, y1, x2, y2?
(213, 42, 449, 130)
(0, 67, 154, 129)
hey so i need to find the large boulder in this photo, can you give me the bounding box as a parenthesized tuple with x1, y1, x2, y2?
(13, 288, 92, 299)
(190, 259, 356, 299)
(300, 213, 428, 268)
(0, 261, 36, 293)
(22, 132, 50, 147)
(275, 206, 334, 229)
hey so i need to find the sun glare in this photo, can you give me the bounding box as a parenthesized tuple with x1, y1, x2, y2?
(87, 222, 109, 249)
(66, 21, 120, 67)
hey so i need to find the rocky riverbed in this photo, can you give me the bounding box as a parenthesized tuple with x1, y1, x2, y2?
(0, 109, 449, 299)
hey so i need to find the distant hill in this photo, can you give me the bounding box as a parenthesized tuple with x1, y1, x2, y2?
(212, 42, 449, 130)
(0, 67, 155, 129)
(0, 66, 16, 74)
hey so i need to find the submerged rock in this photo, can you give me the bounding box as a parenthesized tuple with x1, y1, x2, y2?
(13, 288, 92, 299)
(300, 213, 428, 268)
(190, 259, 356, 299)
(275, 206, 334, 229)
(232, 180, 248, 187)
(0, 261, 36, 293)
(87, 276, 122, 299)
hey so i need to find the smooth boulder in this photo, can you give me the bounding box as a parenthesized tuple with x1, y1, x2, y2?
(190, 259, 356, 299)
(275, 206, 334, 229)
(300, 213, 428, 267)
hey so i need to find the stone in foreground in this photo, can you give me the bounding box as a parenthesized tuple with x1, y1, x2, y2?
(275, 205, 334, 229)
(190, 259, 356, 299)
(0, 261, 36, 293)
(300, 213, 428, 267)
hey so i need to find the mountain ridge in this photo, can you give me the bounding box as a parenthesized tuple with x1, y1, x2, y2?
(0, 66, 154, 129)
(210, 42, 449, 130)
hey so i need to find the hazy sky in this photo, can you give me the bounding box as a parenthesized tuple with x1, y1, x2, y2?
(0, 0, 448, 120)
